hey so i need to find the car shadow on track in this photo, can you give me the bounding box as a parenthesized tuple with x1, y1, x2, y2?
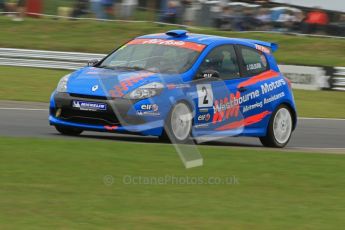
(51, 132, 262, 148)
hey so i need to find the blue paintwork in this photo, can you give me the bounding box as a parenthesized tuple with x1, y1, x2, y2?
(49, 31, 297, 138)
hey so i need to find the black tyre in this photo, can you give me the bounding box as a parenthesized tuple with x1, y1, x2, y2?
(260, 105, 293, 148)
(160, 102, 193, 144)
(55, 126, 83, 136)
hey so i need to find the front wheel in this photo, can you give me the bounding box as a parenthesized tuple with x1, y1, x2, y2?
(160, 102, 193, 144)
(260, 105, 293, 148)
(55, 126, 83, 136)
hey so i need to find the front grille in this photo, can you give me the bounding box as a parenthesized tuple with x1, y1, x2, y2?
(59, 108, 119, 126)
(69, 93, 109, 100)
(52, 92, 146, 127)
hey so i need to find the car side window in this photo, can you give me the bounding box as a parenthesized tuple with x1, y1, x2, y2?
(198, 45, 240, 80)
(239, 46, 268, 76)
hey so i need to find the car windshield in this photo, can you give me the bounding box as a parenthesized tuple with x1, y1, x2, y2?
(98, 39, 206, 74)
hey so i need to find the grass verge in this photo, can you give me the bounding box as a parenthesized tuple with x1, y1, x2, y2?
(1, 17, 345, 66)
(0, 66, 344, 118)
(0, 137, 344, 229)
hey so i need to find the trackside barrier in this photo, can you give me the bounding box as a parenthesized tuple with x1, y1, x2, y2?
(0, 48, 106, 70)
(330, 67, 345, 91)
(0, 48, 343, 91)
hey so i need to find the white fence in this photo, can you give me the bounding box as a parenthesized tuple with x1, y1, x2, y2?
(0, 48, 105, 70)
(0, 48, 343, 91)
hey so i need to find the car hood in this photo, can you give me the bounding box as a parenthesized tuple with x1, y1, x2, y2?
(66, 67, 174, 97)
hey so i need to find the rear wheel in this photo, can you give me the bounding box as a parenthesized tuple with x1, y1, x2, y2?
(55, 126, 83, 136)
(160, 102, 193, 144)
(260, 105, 293, 148)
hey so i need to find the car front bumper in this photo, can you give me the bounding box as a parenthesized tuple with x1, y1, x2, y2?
(49, 92, 164, 136)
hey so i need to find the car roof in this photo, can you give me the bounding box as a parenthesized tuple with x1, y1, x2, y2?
(137, 32, 244, 46)
(136, 30, 278, 52)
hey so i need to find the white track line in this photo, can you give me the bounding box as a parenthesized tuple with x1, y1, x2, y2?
(0, 107, 48, 111)
(298, 117, 345, 121)
(287, 147, 345, 154)
(289, 147, 345, 150)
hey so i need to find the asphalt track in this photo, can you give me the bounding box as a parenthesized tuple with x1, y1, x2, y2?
(0, 101, 344, 153)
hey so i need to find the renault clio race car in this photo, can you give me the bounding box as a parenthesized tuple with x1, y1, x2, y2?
(49, 30, 297, 147)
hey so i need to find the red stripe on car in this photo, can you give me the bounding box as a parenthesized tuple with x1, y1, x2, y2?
(238, 70, 279, 88)
(216, 111, 271, 131)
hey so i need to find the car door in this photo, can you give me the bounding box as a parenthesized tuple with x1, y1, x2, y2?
(192, 44, 246, 133)
(234, 45, 271, 130)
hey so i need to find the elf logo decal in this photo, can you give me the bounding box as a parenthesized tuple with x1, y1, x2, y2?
(198, 113, 211, 121)
(197, 84, 213, 108)
(141, 104, 159, 111)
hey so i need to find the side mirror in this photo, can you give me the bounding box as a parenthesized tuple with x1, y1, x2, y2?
(197, 70, 220, 79)
(87, 59, 100, 67)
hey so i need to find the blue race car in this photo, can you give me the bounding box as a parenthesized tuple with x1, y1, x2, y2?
(49, 30, 297, 147)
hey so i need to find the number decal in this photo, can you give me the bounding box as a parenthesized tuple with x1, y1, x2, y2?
(202, 86, 209, 104)
(197, 84, 213, 108)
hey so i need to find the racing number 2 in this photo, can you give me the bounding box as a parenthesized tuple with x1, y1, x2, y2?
(197, 84, 213, 108)
(202, 87, 209, 104)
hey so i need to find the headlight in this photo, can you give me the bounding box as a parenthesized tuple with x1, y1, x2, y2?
(124, 82, 164, 99)
(56, 74, 71, 93)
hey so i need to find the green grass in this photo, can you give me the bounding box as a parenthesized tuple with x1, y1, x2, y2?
(1, 66, 344, 118)
(0, 66, 69, 102)
(0, 137, 344, 229)
(294, 90, 345, 118)
(1, 17, 345, 66)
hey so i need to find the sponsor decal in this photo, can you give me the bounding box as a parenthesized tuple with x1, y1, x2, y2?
(127, 39, 206, 52)
(136, 110, 160, 116)
(243, 101, 263, 113)
(198, 113, 211, 121)
(141, 104, 159, 112)
(92, 84, 99, 92)
(202, 73, 213, 78)
(72, 100, 107, 111)
(246, 63, 262, 71)
(212, 77, 286, 123)
(260, 79, 286, 94)
(264, 92, 285, 104)
(255, 44, 270, 54)
(108, 72, 153, 97)
(194, 123, 210, 129)
(199, 108, 209, 113)
(137, 103, 160, 116)
(167, 83, 190, 90)
(213, 90, 261, 123)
